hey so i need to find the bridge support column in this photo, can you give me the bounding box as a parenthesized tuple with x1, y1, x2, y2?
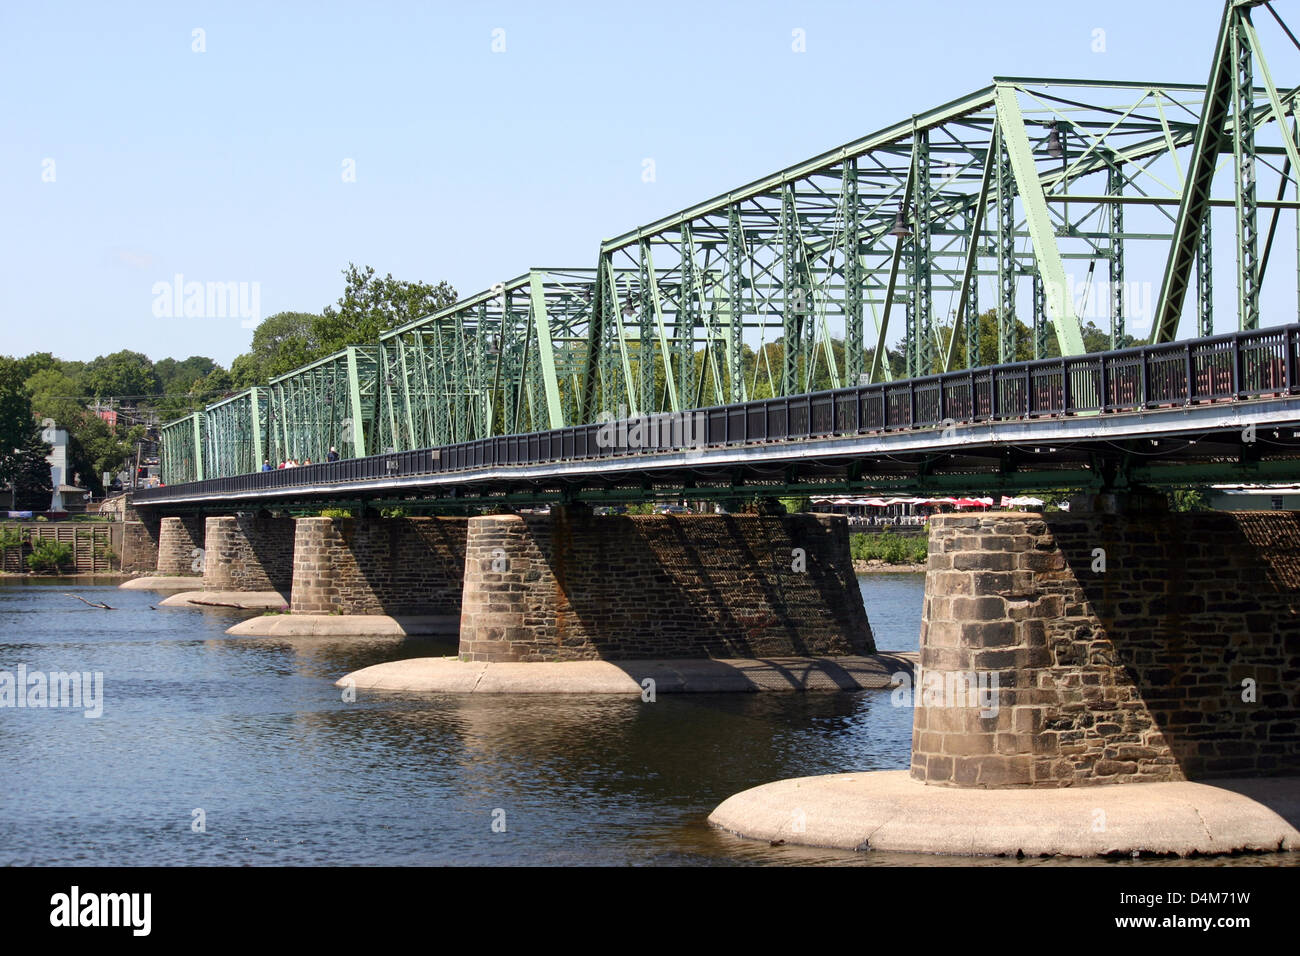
(202, 515, 295, 594)
(289, 516, 468, 615)
(912, 509, 1300, 788)
(458, 508, 875, 662)
(156, 516, 206, 577)
(121, 508, 160, 575)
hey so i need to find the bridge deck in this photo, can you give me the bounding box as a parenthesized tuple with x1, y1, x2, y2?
(135, 326, 1300, 508)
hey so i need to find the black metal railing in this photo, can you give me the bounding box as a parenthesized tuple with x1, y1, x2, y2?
(134, 324, 1300, 502)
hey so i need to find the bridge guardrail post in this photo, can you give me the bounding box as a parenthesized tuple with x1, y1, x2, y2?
(1100, 356, 1110, 414)
(1184, 343, 1194, 406)
(1287, 328, 1297, 395)
(1140, 350, 1149, 409)
(1233, 331, 1243, 400)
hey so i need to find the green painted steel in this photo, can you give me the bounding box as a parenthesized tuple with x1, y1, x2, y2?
(994, 85, 1085, 358)
(267, 346, 376, 464)
(379, 269, 621, 450)
(1152, 0, 1278, 342)
(160, 0, 1300, 484)
(159, 412, 204, 485)
(203, 387, 267, 477)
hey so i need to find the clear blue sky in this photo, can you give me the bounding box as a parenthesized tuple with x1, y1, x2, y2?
(0, 0, 1248, 367)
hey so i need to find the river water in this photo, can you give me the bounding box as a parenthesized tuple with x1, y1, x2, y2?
(0, 574, 1291, 867)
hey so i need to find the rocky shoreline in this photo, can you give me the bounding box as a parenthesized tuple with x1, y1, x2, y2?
(852, 560, 926, 574)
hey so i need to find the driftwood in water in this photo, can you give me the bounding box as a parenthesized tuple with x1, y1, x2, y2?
(64, 593, 114, 610)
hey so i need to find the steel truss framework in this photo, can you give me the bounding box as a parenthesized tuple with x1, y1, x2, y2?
(376, 268, 632, 452)
(160, 1, 1300, 487)
(159, 412, 205, 485)
(203, 387, 267, 478)
(266, 346, 378, 466)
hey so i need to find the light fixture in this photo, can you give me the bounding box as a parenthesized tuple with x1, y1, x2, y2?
(888, 209, 911, 238)
(1045, 126, 1065, 160)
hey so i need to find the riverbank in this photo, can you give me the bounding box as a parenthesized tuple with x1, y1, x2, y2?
(849, 531, 928, 570)
(0, 571, 131, 580)
(853, 561, 926, 574)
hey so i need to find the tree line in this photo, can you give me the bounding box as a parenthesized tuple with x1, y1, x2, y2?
(0, 264, 457, 502)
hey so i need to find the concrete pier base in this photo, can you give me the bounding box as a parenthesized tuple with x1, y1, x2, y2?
(228, 613, 458, 637)
(159, 590, 287, 609)
(119, 575, 204, 591)
(338, 653, 915, 695)
(709, 770, 1300, 857)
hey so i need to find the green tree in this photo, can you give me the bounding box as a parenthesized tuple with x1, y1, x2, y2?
(934, 309, 1034, 372)
(0, 358, 39, 452)
(312, 264, 456, 356)
(230, 311, 322, 387)
(4, 430, 53, 510)
(1168, 488, 1210, 512)
(27, 538, 73, 573)
(12, 352, 61, 382)
(155, 356, 220, 394)
(84, 350, 161, 398)
(196, 367, 233, 397)
(25, 367, 84, 428)
(64, 416, 141, 494)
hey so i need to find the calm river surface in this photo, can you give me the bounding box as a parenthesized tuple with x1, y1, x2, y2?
(0, 574, 1292, 867)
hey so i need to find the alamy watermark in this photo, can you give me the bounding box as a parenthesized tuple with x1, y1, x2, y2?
(1063, 274, 1153, 325)
(891, 666, 1000, 717)
(151, 273, 261, 328)
(50, 886, 150, 936)
(595, 404, 706, 453)
(0, 665, 103, 718)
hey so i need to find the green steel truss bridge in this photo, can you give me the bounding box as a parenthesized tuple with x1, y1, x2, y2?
(151, 0, 1300, 506)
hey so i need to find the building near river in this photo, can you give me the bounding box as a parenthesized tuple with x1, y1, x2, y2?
(1206, 484, 1300, 511)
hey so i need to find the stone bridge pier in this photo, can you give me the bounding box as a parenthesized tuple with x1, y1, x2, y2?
(288, 515, 468, 619)
(710, 497, 1300, 856)
(155, 515, 206, 577)
(202, 514, 296, 595)
(912, 501, 1300, 788)
(458, 507, 876, 662)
